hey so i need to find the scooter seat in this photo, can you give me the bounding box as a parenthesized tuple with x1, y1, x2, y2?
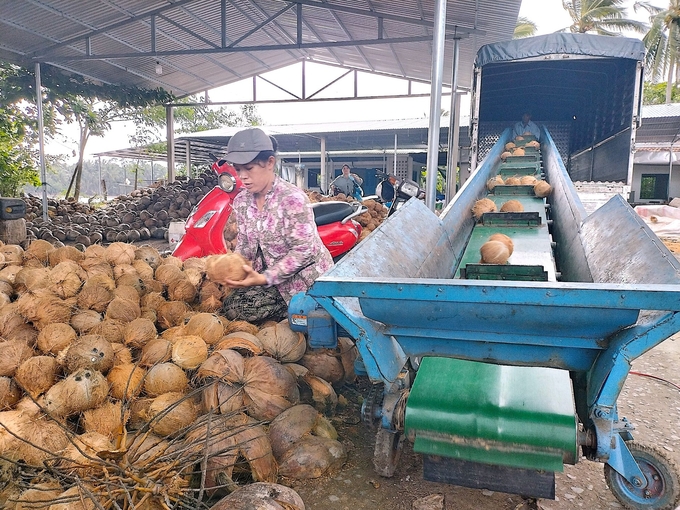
(311, 201, 355, 226)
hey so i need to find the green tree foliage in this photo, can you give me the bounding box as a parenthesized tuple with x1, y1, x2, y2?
(0, 106, 40, 196)
(561, 0, 647, 35)
(514, 17, 538, 38)
(643, 81, 680, 104)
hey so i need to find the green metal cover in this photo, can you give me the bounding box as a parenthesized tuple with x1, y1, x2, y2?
(405, 357, 577, 472)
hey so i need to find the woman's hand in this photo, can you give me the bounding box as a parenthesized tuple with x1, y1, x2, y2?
(223, 264, 267, 288)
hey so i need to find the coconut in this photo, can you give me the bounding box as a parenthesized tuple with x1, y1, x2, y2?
(49, 261, 84, 299)
(161, 255, 184, 269)
(0, 340, 35, 377)
(183, 313, 225, 345)
(44, 369, 109, 417)
(60, 431, 114, 476)
(480, 240, 511, 264)
(257, 320, 306, 363)
(215, 331, 265, 356)
(520, 175, 538, 185)
(160, 325, 187, 343)
(527, 139, 540, 148)
(140, 308, 157, 324)
(197, 281, 224, 313)
(47, 486, 98, 510)
(504, 142, 516, 151)
(512, 147, 526, 156)
(70, 309, 102, 334)
(37, 323, 77, 354)
(224, 320, 260, 336)
(14, 356, 58, 397)
(144, 363, 188, 397)
(143, 392, 198, 436)
(6, 324, 39, 346)
(140, 338, 173, 367)
(0, 244, 23, 265)
(107, 363, 146, 400)
(205, 253, 249, 284)
(154, 264, 185, 286)
(471, 198, 497, 220)
(62, 335, 114, 374)
(125, 432, 169, 465)
(113, 282, 142, 302)
(123, 317, 157, 348)
(488, 233, 514, 256)
(183, 257, 206, 273)
(24, 239, 55, 265)
(157, 301, 191, 330)
(0, 279, 11, 296)
(77, 282, 113, 312)
(112, 263, 138, 280)
(504, 176, 521, 186)
(31, 296, 73, 331)
(82, 400, 124, 438)
(105, 297, 141, 322)
(210, 483, 304, 510)
(88, 319, 125, 344)
(500, 199, 524, 213)
(500, 151, 512, 161)
(104, 242, 135, 266)
(82, 260, 114, 280)
(515, 136, 524, 141)
(183, 267, 204, 288)
(0, 264, 22, 284)
(278, 436, 346, 479)
(111, 342, 133, 366)
(299, 349, 345, 384)
(84, 244, 106, 258)
(168, 277, 197, 303)
(132, 259, 154, 281)
(171, 335, 208, 370)
(13, 482, 63, 510)
(486, 175, 504, 191)
(0, 303, 25, 337)
(14, 267, 51, 293)
(0, 377, 21, 409)
(0, 292, 9, 307)
(269, 404, 337, 458)
(534, 180, 553, 197)
(302, 372, 339, 414)
(85, 274, 116, 291)
(135, 245, 162, 269)
(48, 245, 84, 267)
(141, 291, 166, 311)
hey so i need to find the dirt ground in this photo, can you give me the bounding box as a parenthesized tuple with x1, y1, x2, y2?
(287, 335, 680, 510)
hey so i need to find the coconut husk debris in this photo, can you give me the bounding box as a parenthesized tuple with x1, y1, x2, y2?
(0, 239, 352, 509)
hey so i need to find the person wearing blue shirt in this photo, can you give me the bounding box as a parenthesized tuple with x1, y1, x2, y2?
(513, 112, 541, 141)
(330, 164, 363, 198)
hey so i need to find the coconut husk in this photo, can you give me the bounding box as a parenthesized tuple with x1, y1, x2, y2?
(500, 151, 512, 161)
(140, 308, 157, 324)
(0, 292, 9, 307)
(83, 244, 106, 258)
(32, 296, 73, 331)
(269, 404, 338, 459)
(115, 276, 144, 298)
(135, 245, 162, 269)
(60, 431, 114, 476)
(500, 199, 524, 213)
(127, 397, 154, 431)
(198, 281, 224, 308)
(183, 267, 203, 288)
(182, 257, 206, 273)
(131, 259, 154, 282)
(122, 317, 157, 349)
(0, 245, 24, 265)
(505, 176, 522, 186)
(0, 377, 21, 410)
(14, 267, 51, 294)
(81, 260, 114, 280)
(154, 264, 184, 286)
(480, 240, 510, 264)
(70, 309, 102, 334)
(161, 256, 184, 269)
(520, 175, 538, 185)
(105, 297, 141, 322)
(160, 325, 187, 343)
(141, 291, 166, 311)
(512, 147, 526, 156)
(24, 239, 55, 265)
(488, 233, 514, 256)
(125, 432, 169, 465)
(50, 260, 85, 298)
(82, 400, 125, 438)
(143, 392, 198, 436)
(0, 303, 25, 338)
(0, 264, 22, 285)
(256, 320, 306, 363)
(0, 279, 11, 297)
(78, 282, 113, 313)
(183, 313, 225, 345)
(534, 180, 552, 198)
(471, 198, 497, 220)
(241, 356, 299, 421)
(299, 349, 345, 384)
(15, 356, 59, 397)
(85, 274, 116, 291)
(144, 363, 188, 397)
(210, 483, 305, 510)
(197, 349, 246, 415)
(6, 323, 39, 347)
(139, 338, 172, 367)
(171, 335, 208, 370)
(110, 343, 132, 366)
(0, 340, 35, 377)
(44, 369, 109, 417)
(157, 301, 190, 330)
(104, 242, 135, 266)
(15, 288, 52, 321)
(486, 175, 504, 192)
(48, 245, 84, 267)
(62, 335, 114, 374)
(168, 278, 197, 303)
(277, 436, 346, 479)
(12, 482, 63, 510)
(88, 319, 125, 344)
(112, 263, 138, 280)
(47, 485, 99, 510)
(205, 253, 249, 284)
(107, 363, 146, 400)
(183, 413, 277, 495)
(36, 323, 76, 355)
(301, 373, 338, 414)
(214, 332, 264, 356)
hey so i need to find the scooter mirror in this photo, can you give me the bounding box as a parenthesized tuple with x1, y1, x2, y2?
(399, 180, 421, 198)
(218, 173, 237, 193)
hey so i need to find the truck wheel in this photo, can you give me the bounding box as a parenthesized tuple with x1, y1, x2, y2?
(604, 442, 680, 510)
(373, 428, 404, 478)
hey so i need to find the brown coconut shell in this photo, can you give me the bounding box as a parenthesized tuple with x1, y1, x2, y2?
(24, 239, 55, 265)
(520, 175, 538, 185)
(104, 242, 135, 266)
(37, 323, 77, 355)
(82, 400, 125, 438)
(14, 356, 58, 397)
(143, 391, 198, 436)
(6, 323, 39, 346)
(171, 335, 208, 370)
(107, 363, 146, 400)
(480, 240, 511, 264)
(144, 362, 188, 397)
(504, 176, 522, 186)
(256, 319, 306, 363)
(299, 349, 345, 384)
(132, 259, 154, 281)
(0, 340, 35, 377)
(62, 335, 114, 374)
(0, 376, 21, 410)
(500, 151, 512, 161)
(113, 282, 142, 302)
(168, 277, 197, 303)
(140, 307, 157, 323)
(500, 199, 524, 213)
(48, 245, 84, 267)
(77, 282, 113, 312)
(277, 436, 347, 479)
(154, 264, 185, 286)
(157, 301, 191, 330)
(88, 319, 125, 344)
(205, 253, 249, 284)
(111, 342, 133, 366)
(224, 320, 260, 336)
(70, 309, 102, 334)
(215, 331, 265, 356)
(534, 180, 553, 198)
(140, 338, 173, 367)
(60, 431, 114, 476)
(486, 175, 504, 191)
(44, 369, 109, 417)
(47, 486, 98, 510)
(105, 297, 141, 322)
(512, 147, 526, 156)
(471, 198, 497, 220)
(135, 245, 162, 269)
(123, 317, 157, 348)
(488, 233, 514, 256)
(184, 313, 225, 345)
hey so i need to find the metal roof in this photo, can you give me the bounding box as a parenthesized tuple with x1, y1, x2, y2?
(0, 0, 521, 97)
(637, 103, 680, 146)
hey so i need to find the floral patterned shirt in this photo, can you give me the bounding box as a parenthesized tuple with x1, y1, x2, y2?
(232, 175, 333, 304)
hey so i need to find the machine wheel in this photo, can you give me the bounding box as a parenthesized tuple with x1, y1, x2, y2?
(604, 442, 680, 510)
(373, 428, 404, 478)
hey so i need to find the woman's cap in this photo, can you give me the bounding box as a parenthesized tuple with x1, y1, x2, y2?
(226, 128, 273, 164)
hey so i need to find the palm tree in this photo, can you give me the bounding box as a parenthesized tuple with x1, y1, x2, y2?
(561, 0, 647, 35)
(514, 17, 538, 39)
(635, 1, 680, 103)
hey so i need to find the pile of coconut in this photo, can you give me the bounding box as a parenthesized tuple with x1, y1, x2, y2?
(0, 240, 358, 509)
(305, 192, 388, 242)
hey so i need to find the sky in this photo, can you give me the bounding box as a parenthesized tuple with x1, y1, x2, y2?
(49, 0, 666, 160)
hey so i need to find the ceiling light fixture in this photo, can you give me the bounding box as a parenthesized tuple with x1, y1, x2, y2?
(155, 61, 163, 75)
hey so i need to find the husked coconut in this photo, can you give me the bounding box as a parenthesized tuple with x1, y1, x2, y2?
(70, 309, 103, 334)
(471, 198, 496, 220)
(486, 175, 504, 191)
(77, 282, 113, 312)
(205, 253, 249, 284)
(141, 291, 166, 310)
(0, 339, 34, 377)
(14, 356, 58, 397)
(534, 180, 553, 197)
(480, 240, 511, 264)
(198, 281, 224, 313)
(112, 263, 138, 280)
(512, 147, 525, 156)
(184, 313, 225, 345)
(107, 363, 146, 400)
(132, 259, 154, 282)
(488, 233, 514, 256)
(143, 392, 198, 436)
(84, 244, 106, 258)
(123, 317, 157, 348)
(0, 376, 21, 409)
(500, 199, 524, 213)
(167, 277, 197, 303)
(113, 283, 142, 302)
(210, 483, 304, 510)
(37, 323, 77, 354)
(277, 436, 347, 479)
(104, 242, 135, 266)
(14, 267, 51, 293)
(6, 323, 39, 346)
(161, 255, 183, 269)
(105, 297, 141, 322)
(140, 338, 173, 367)
(44, 369, 109, 417)
(300, 349, 345, 384)
(24, 239, 55, 265)
(171, 335, 208, 370)
(520, 175, 538, 185)
(256, 320, 306, 363)
(88, 319, 125, 344)
(63, 335, 114, 374)
(82, 400, 125, 438)
(110, 343, 133, 366)
(154, 264, 184, 286)
(504, 142, 516, 151)
(500, 151, 512, 161)
(157, 301, 190, 330)
(504, 176, 522, 185)
(0, 303, 25, 338)
(144, 363, 188, 397)
(268, 404, 338, 458)
(48, 245, 84, 266)
(134, 245, 161, 269)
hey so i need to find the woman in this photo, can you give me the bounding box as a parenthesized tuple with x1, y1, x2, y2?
(219, 127, 333, 322)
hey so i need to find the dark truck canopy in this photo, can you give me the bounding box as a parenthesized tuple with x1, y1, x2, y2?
(472, 33, 645, 182)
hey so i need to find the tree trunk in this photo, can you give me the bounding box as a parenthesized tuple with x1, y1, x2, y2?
(65, 166, 78, 199)
(134, 160, 140, 191)
(73, 124, 89, 202)
(666, 52, 675, 104)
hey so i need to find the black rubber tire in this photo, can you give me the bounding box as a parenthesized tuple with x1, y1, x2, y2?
(604, 442, 680, 510)
(373, 428, 404, 478)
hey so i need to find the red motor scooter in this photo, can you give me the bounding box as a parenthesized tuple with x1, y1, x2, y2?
(172, 156, 365, 261)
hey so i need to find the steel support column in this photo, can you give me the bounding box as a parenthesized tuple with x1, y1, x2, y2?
(320, 136, 327, 191)
(185, 140, 192, 177)
(425, 0, 447, 211)
(446, 37, 461, 205)
(166, 105, 175, 182)
(35, 63, 48, 222)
